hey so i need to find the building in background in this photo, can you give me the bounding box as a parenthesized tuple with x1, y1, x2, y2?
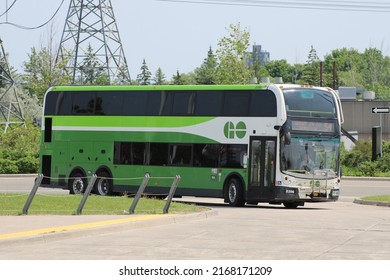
(246, 44, 270, 67)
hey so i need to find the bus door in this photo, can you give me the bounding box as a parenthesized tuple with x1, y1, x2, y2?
(247, 137, 276, 200)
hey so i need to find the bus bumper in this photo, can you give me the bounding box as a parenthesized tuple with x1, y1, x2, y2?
(276, 186, 340, 202)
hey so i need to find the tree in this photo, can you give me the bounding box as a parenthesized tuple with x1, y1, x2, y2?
(153, 67, 166, 85)
(194, 46, 217, 84)
(79, 44, 109, 85)
(322, 47, 390, 98)
(363, 48, 390, 88)
(0, 51, 17, 88)
(323, 48, 364, 88)
(249, 49, 270, 83)
(23, 46, 72, 103)
(265, 59, 295, 83)
(137, 59, 152, 85)
(23, 23, 73, 103)
(215, 23, 253, 84)
(301, 45, 321, 85)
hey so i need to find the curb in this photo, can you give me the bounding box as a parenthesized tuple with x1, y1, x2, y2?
(353, 199, 390, 207)
(0, 174, 37, 178)
(342, 176, 390, 181)
(0, 209, 218, 247)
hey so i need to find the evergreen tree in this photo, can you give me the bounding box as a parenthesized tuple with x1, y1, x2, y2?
(195, 46, 217, 84)
(80, 44, 109, 85)
(153, 67, 166, 85)
(136, 59, 152, 85)
(172, 70, 185, 85)
(301, 45, 321, 85)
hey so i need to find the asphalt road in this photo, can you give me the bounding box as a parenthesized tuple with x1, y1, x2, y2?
(1, 174, 389, 197)
(0, 175, 389, 260)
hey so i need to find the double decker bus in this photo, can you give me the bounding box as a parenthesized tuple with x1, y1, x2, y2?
(39, 84, 343, 208)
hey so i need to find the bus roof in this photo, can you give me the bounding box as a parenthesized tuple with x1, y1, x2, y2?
(47, 84, 269, 92)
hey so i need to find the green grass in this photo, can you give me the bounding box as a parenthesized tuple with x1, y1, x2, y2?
(0, 193, 206, 215)
(360, 195, 390, 202)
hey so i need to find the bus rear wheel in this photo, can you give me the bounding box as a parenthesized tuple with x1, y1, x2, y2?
(226, 178, 245, 207)
(69, 171, 86, 195)
(95, 171, 113, 196)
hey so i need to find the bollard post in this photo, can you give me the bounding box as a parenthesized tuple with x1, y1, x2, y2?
(163, 175, 181, 214)
(76, 174, 97, 215)
(129, 173, 150, 214)
(22, 174, 44, 215)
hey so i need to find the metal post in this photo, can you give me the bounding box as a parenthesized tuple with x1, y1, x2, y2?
(129, 173, 150, 214)
(22, 174, 44, 215)
(372, 126, 382, 161)
(163, 175, 181, 214)
(76, 174, 97, 215)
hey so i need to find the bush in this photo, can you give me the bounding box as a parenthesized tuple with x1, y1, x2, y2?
(375, 155, 390, 173)
(357, 161, 377, 177)
(0, 158, 19, 174)
(16, 156, 39, 174)
(341, 140, 390, 177)
(0, 123, 40, 174)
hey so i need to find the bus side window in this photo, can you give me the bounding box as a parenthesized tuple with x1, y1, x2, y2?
(193, 144, 220, 167)
(169, 144, 192, 165)
(194, 91, 222, 116)
(172, 92, 195, 115)
(72, 92, 95, 115)
(150, 143, 169, 166)
(113, 142, 121, 164)
(220, 144, 247, 168)
(96, 91, 124, 115)
(223, 91, 250, 116)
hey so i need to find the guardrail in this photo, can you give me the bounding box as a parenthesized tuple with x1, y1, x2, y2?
(22, 173, 181, 215)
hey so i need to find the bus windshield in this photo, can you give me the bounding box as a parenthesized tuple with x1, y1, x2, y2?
(283, 88, 337, 119)
(280, 136, 340, 178)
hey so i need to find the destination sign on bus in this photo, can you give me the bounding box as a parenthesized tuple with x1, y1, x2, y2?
(291, 120, 335, 133)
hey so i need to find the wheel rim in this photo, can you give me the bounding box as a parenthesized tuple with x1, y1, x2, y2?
(228, 183, 237, 203)
(72, 178, 84, 194)
(97, 178, 109, 196)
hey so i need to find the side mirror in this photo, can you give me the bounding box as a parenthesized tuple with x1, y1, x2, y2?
(284, 131, 291, 145)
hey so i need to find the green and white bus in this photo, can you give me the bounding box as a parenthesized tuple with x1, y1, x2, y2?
(39, 84, 343, 208)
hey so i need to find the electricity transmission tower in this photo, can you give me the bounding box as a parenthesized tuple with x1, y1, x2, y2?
(56, 0, 131, 84)
(0, 38, 25, 133)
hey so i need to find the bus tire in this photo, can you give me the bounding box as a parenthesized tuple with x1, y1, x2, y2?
(226, 178, 245, 207)
(69, 171, 86, 195)
(283, 202, 300, 209)
(95, 171, 113, 196)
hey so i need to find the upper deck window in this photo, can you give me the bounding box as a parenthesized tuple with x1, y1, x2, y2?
(44, 89, 277, 117)
(283, 88, 337, 119)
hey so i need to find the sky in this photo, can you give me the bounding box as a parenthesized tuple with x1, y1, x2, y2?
(1, 0, 390, 80)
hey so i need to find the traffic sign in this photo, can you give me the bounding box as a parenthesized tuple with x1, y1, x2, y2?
(372, 107, 390, 114)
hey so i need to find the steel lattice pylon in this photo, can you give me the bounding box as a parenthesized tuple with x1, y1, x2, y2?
(0, 38, 26, 133)
(56, 0, 131, 84)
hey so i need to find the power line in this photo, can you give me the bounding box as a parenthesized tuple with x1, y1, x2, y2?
(156, 0, 390, 12)
(0, 0, 17, 18)
(0, 0, 65, 30)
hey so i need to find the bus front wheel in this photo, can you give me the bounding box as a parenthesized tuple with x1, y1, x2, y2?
(226, 178, 245, 207)
(283, 202, 301, 209)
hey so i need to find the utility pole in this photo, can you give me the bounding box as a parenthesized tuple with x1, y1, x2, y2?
(56, 0, 131, 85)
(332, 61, 337, 90)
(0, 38, 26, 133)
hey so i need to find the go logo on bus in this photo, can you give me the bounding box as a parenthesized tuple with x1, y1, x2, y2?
(224, 121, 247, 139)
